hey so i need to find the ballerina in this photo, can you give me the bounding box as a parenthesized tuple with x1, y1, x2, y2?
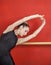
(0, 14, 46, 65)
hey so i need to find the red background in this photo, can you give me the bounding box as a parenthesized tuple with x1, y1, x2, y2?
(0, 0, 51, 65)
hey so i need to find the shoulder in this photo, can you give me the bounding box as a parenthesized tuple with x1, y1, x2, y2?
(1, 30, 18, 41)
(1, 30, 15, 38)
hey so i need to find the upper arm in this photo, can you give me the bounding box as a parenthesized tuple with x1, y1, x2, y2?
(16, 38, 25, 45)
(3, 25, 14, 34)
(16, 34, 34, 45)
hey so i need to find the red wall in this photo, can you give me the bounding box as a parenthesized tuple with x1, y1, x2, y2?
(0, 0, 51, 65)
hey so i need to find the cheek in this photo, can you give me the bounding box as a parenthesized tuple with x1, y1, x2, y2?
(20, 30, 25, 34)
(22, 29, 25, 33)
(24, 32, 27, 35)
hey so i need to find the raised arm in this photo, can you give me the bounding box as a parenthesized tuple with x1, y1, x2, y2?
(3, 14, 45, 33)
(24, 17, 46, 41)
(16, 16, 46, 45)
(11, 14, 44, 28)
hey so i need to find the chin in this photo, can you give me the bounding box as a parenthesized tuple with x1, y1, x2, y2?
(20, 34, 25, 37)
(20, 35, 23, 37)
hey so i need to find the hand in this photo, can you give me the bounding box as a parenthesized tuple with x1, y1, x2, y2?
(35, 14, 44, 18)
(36, 14, 45, 21)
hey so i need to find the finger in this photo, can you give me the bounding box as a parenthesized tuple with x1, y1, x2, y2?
(42, 15, 45, 17)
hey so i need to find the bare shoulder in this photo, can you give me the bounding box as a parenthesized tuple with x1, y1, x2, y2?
(16, 38, 25, 45)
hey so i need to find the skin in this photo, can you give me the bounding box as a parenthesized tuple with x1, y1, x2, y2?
(14, 26, 29, 37)
(3, 14, 46, 45)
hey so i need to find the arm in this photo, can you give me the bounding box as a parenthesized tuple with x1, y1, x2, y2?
(16, 17, 46, 45)
(3, 14, 44, 33)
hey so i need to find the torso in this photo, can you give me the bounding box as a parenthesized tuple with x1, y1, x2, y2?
(0, 30, 18, 53)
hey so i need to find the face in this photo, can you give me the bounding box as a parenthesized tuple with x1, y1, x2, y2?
(19, 26, 29, 36)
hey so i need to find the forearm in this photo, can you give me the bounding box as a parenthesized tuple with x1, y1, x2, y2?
(11, 14, 44, 28)
(3, 14, 42, 33)
(32, 18, 46, 37)
(24, 17, 46, 42)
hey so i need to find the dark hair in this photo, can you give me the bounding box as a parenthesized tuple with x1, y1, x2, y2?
(17, 22, 29, 28)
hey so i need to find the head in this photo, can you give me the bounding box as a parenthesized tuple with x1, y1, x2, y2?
(14, 22, 29, 37)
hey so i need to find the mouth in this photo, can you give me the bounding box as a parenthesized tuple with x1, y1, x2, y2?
(20, 34, 23, 37)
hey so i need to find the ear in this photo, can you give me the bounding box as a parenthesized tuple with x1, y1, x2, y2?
(19, 26, 23, 29)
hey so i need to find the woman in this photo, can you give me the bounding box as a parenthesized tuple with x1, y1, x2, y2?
(0, 14, 46, 65)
